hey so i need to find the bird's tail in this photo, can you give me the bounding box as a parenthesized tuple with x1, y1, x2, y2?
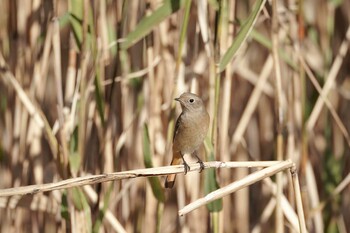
(165, 151, 182, 188)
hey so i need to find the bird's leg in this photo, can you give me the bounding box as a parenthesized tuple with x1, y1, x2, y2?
(180, 153, 190, 174)
(193, 151, 205, 173)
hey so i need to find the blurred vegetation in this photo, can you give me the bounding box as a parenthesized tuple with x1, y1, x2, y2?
(0, 0, 350, 232)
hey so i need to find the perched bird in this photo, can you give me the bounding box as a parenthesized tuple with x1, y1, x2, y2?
(165, 92, 210, 188)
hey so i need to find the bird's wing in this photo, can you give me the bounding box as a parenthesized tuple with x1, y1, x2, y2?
(173, 112, 183, 142)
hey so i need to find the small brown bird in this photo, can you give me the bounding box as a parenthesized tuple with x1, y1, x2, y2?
(165, 92, 210, 188)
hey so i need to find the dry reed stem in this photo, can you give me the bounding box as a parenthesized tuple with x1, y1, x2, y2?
(197, 0, 211, 57)
(251, 198, 276, 233)
(306, 25, 350, 131)
(98, 56, 161, 87)
(309, 169, 350, 217)
(235, 61, 274, 97)
(52, 18, 70, 171)
(0, 161, 280, 197)
(0, 60, 45, 129)
(305, 160, 324, 231)
(82, 185, 127, 233)
(1, 1, 348, 232)
(179, 160, 293, 215)
(220, 1, 237, 231)
(290, 166, 308, 233)
(262, 178, 300, 230)
(271, 0, 284, 229)
(179, 160, 308, 232)
(0, 194, 59, 214)
(298, 52, 350, 147)
(231, 55, 273, 152)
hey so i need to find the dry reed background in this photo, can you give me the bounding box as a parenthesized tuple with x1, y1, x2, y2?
(0, 0, 350, 232)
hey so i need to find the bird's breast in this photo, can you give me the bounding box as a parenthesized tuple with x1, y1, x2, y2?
(173, 110, 209, 154)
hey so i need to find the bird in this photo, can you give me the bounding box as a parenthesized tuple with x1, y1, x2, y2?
(164, 92, 210, 188)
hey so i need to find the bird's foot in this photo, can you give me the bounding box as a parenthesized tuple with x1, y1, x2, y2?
(183, 161, 190, 174)
(197, 159, 205, 173)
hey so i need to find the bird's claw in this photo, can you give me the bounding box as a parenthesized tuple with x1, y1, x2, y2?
(183, 162, 190, 174)
(198, 160, 205, 173)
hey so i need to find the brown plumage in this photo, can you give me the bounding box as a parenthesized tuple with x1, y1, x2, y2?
(165, 93, 210, 188)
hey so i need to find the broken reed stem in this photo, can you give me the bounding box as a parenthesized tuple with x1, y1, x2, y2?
(178, 160, 293, 216)
(0, 158, 307, 231)
(290, 165, 308, 233)
(179, 160, 307, 232)
(0, 161, 280, 197)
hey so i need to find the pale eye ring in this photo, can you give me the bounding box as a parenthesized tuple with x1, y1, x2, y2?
(189, 98, 194, 103)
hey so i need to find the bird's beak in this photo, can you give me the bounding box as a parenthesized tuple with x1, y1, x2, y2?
(174, 97, 180, 102)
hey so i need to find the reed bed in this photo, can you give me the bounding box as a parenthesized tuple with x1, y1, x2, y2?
(0, 0, 349, 232)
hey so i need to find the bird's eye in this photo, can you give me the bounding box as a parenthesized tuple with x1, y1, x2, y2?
(189, 98, 194, 103)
